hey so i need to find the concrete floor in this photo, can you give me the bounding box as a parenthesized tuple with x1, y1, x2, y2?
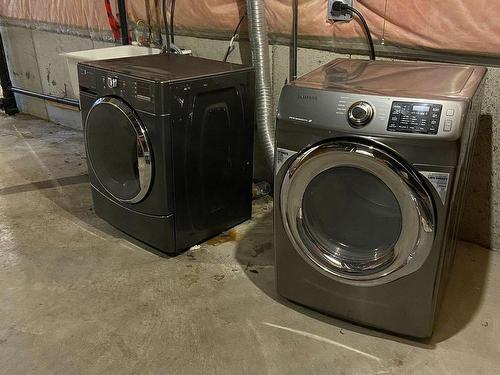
(0, 113, 499, 374)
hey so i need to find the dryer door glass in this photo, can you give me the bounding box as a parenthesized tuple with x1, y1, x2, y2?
(302, 166, 402, 272)
(280, 139, 435, 285)
(85, 97, 152, 204)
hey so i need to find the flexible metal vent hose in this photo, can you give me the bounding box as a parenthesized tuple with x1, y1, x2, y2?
(246, 0, 275, 173)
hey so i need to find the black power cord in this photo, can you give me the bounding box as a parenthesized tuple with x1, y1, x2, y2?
(170, 0, 176, 45)
(223, 13, 246, 62)
(331, 2, 375, 60)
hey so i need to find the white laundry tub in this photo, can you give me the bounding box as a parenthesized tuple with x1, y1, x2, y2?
(61, 45, 161, 99)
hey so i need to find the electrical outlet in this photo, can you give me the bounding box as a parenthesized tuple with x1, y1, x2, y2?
(327, 0, 353, 22)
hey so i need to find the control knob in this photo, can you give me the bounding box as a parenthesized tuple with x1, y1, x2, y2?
(347, 101, 374, 127)
(106, 76, 118, 89)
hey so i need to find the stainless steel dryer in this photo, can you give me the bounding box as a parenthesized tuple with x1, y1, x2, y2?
(274, 58, 486, 337)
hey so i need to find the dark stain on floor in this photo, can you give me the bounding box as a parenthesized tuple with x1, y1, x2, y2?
(206, 228, 240, 246)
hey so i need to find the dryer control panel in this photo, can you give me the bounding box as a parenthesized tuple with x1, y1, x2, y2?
(277, 85, 468, 141)
(77, 64, 157, 114)
(387, 101, 442, 135)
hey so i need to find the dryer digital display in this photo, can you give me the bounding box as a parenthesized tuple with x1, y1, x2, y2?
(387, 101, 442, 135)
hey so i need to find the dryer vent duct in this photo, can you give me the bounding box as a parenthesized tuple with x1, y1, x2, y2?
(246, 0, 275, 174)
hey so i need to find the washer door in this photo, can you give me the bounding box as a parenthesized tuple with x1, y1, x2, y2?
(85, 97, 153, 204)
(280, 139, 435, 286)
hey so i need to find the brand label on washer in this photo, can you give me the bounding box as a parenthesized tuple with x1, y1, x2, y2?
(276, 148, 297, 175)
(420, 171, 450, 204)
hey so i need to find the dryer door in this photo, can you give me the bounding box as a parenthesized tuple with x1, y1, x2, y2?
(280, 139, 435, 286)
(85, 97, 153, 204)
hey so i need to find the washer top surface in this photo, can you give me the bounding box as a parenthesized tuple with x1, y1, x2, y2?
(296, 58, 486, 100)
(80, 53, 252, 83)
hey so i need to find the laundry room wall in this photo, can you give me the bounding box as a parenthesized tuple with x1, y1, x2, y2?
(0, 25, 115, 130)
(0, 3, 499, 251)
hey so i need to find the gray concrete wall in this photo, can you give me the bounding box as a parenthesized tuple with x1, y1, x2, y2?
(0, 26, 116, 130)
(1, 27, 499, 250)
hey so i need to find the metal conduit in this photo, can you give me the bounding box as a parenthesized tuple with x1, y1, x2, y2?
(8, 86, 80, 108)
(291, 0, 298, 80)
(246, 0, 275, 173)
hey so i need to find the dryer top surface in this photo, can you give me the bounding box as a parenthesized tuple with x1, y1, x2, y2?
(80, 53, 253, 83)
(295, 58, 487, 101)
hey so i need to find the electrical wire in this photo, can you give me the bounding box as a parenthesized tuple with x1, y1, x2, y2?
(162, 0, 171, 53)
(223, 13, 246, 62)
(331, 2, 375, 60)
(347, 5, 375, 60)
(170, 0, 176, 45)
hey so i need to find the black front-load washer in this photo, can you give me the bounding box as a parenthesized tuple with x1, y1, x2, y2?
(78, 54, 255, 254)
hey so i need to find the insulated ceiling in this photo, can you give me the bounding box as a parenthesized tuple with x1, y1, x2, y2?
(0, 0, 498, 57)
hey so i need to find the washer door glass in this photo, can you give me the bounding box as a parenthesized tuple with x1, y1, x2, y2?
(280, 139, 435, 285)
(85, 97, 152, 204)
(302, 166, 402, 272)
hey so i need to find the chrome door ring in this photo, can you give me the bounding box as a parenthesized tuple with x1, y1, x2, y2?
(280, 139, 435, 287)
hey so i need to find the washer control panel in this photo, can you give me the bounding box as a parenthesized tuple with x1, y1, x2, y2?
(387, 101, 442, 135)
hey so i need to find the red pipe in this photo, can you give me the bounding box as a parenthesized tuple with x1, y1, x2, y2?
(105, 0, 121, 41)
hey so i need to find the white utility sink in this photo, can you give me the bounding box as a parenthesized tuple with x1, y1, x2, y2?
(62, 45, 161, 99)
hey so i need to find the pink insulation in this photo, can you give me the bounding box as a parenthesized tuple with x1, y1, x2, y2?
(0, 0, 499, 56)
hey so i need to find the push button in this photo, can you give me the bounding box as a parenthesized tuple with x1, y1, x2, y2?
(444, 119, 453, 132)
(446, 109, 455, 116)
